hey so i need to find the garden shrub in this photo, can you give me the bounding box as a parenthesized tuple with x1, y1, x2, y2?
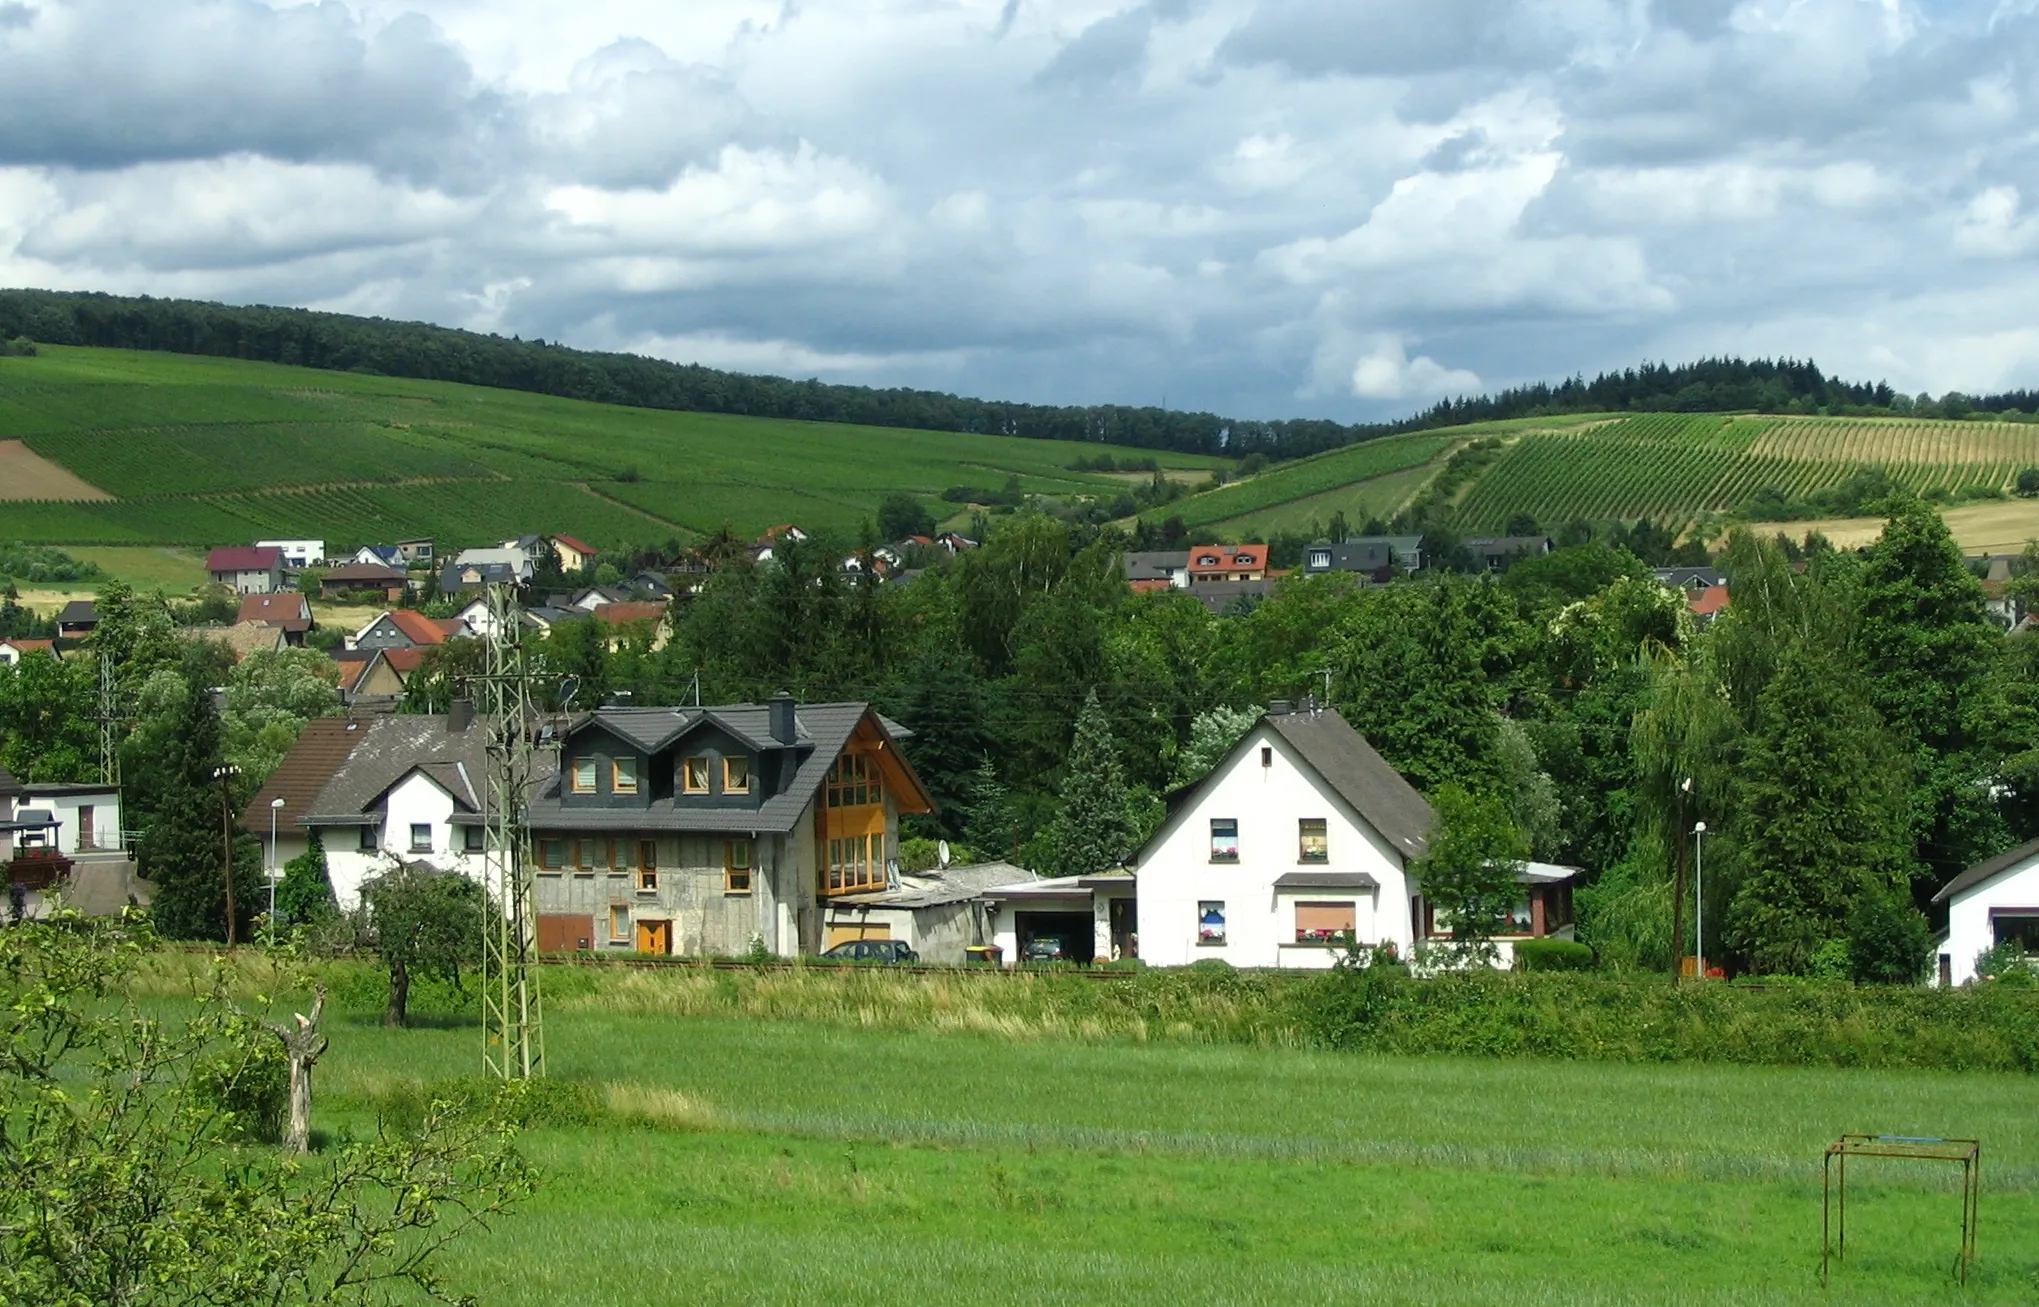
(1513, 939, 1595, 972)
(190, 1025, 288, 1145)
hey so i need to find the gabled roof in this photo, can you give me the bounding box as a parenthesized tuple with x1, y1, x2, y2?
(526, 702, 928, 835)
(1121, 550, 1186, 581)
(323, 562, 408, 585)
(1188, 543, 1268, 571)
(355, 544, 404, 567)
(592, 601, 669, 627)
(1934, 836, 2039, 904)
(207, 545, 282, 573)
(57, 600, 97, 625)
(0, 638, 55, 655)
(203, 622, 288, 660)
(551, 534, 598, 556)
(237, 592, 311, 627)
(1688, 586, 1731, 618)
(1261, 709, 1434, 861)
(378, 610, 449, 645)
(239, 716, 367, 829)
(302, 715, 487, 825)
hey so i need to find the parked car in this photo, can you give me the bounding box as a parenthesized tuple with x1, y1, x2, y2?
(822, 938, 919, 964)
(1021, 936, 1067, 962)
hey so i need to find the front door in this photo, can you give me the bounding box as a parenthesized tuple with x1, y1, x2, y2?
(75, 806, 93, 852)
(636, 919, 672, 955)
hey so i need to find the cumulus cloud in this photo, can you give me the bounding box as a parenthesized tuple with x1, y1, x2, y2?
(0, 0, 2035, 416)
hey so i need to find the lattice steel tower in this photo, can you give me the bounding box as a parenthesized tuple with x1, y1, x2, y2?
(477, 584, 544, 1079)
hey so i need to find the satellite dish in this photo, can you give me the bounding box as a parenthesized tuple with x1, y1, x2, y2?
(558, 675, 581, 708)
(938, 840, 951, 869)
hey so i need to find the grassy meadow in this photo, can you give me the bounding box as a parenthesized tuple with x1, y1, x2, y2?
(135, 958, 2039, 1305)
(0, 347, 1224, 549)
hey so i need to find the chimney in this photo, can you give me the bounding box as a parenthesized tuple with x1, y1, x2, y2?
(769, 690, 797, 744)
(1267, 699, 1291, 716)
(448, 699, 474, 733)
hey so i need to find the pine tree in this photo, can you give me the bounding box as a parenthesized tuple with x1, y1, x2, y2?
(1726, 641, 1914, 974)
(274, 829, 336, 929)
(140, 656, 245, 941)
(1039, 690, 1137, 878)
(962, 757, 1018, 863)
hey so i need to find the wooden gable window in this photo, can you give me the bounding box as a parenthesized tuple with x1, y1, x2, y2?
(725, 839, 754, 894)
(822, 751, 887, 895)
(637, 840, 658, 891)
(825, 754, 881, 809)
(612, 757, 639, 794)
(1298, 818, 1329, 864)
(723, 755, 751, 794)
(569, 757, 597, 794)
(683, 756, 711, 794)
(823, 833, 886, 894)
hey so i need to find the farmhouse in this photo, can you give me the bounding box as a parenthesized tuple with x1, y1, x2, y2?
(1935, 837, 2039, 985)
(351, 609, 464, 651)
(321, 562, 409, 603)
(1187, 543, 1268, 584)
(1117, 702, 1576, 969)
(207, 545, 288, 594)
(550, 534, 600, 573)
(0, 638, 55, 666)
(523, 695, 934, 958)
(237, 592, 313, 643)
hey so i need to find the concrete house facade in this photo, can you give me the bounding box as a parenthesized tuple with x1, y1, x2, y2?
(13, 782, 125, 855)
(524, 697, 934, 958)
(207, 546, 288, 595)
(293, 714, 489, 909)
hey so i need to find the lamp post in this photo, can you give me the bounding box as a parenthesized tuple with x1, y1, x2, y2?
(269, 797, 285, 930)
(1693, 820, 1708, 980)
(214, 763, 240, 946)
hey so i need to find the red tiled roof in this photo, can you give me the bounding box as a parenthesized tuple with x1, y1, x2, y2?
(0, 638, 55, 652)
(381, 647, 428, 674)
(432, 618, 469, 638)
(552, 534, 598, 556)
(237, 592, 309, 625)
(385, 610, 448, 645)
(1128, 578, 1175, 594)
(592, 601, 669, 626)
(1689, 586, 1732, 617)
(207, 545, 282, 573)
(1187, 542, 1269, 571)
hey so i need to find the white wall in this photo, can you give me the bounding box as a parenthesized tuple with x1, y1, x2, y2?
(18, 789, 124, 854)
(315, 772, 485, 907)
(1135, 723, 1411, 969)
(1944, 853, 2039, 984)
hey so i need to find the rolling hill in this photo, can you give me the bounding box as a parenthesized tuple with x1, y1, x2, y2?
(1158, 410, 2039, 547)
(0, 347, 1224, 549)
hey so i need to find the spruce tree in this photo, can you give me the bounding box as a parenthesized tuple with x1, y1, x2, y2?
(1726, 641, 1913, 974)
(140, 655, 243, 941)
(1040, 690, 1137, 878)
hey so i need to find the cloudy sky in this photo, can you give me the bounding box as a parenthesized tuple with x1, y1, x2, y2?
(1, 0, 2035, 420)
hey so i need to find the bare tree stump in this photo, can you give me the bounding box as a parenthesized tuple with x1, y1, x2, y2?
(269, 986, 329, 1154)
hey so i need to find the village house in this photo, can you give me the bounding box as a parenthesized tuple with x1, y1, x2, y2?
(591, 601, 672, 650)
(12, 781, 124, 856)
(1122, 550, 1191, 590)
(350, 544, 406, 569)
(207, 545, 288, 595)
(396, 538, 436, 565)
(1935, 838, 2039, 985)
(55, 600, 98, 640)
(524, 695, 934, 958)
(1187, 543, 1269, 584)
(990, 702, 1578, 969)
(351, 609, 466, 652)
(331, 646, 425, 706)
(0, 638, 56, 666)
(255, 539, 325, 570)
(750, 524, 808, 564)
(237, 592, 314, 645)
(439, 557, 526, 595)
(321, 562, 410, 603)
(550, 534, 601, 573)
(1303, 535, 1425, 580)
(1464, 536, 1553, 572)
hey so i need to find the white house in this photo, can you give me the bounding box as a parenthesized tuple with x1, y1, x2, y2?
(1122, 703, 1577, 970)
(1934, 837, 2039, 985)
(255, 539, 326, 569)
(13, 782, 124, 855)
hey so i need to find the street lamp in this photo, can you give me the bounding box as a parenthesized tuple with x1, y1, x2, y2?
(1693, 821, 1708, 980)
(214, 763, 240, 946)
(269, 798, 285, 930)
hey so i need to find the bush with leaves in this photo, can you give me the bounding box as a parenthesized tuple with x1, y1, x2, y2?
(353, 863, 485, 1028)
(1412, 784, 1529, 965)
(0, 912, 535, 1306)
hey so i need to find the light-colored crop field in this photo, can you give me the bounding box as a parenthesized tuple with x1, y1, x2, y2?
(0, 437, 110, 500)
(0, 347, 1225, 549)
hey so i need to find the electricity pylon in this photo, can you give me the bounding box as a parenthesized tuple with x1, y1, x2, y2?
(476, 584, 544, 1079)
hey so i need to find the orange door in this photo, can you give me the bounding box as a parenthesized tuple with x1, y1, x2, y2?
(636, 920, 672, 955)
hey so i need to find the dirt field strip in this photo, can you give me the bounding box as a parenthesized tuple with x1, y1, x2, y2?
(0, 440, 113, 501)
(1780, 500, 2039, 554)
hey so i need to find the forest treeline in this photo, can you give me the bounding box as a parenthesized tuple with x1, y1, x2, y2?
(3, 288, 2021, 462)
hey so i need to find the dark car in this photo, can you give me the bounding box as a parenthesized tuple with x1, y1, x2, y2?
(822, 938, 919, 964)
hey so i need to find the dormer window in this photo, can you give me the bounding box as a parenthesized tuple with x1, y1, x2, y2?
(1234, 554, 1253, 565)
(724, 756, 751, 794)
(569, 757, 597, 794)
(612, 757, 639, 794)
(1198, 554, 1219, 566)
(683, 757, 711, 794)
(1308, 550, 1330, 569)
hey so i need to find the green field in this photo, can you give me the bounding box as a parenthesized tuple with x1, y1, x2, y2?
(0, 348, 1224, 549)
(155, 962, 2039, 1306)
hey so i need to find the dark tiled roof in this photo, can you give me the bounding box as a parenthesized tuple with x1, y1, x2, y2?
(1265, 709, 1435, 862)
(240, 716, 366, 829)
(57, 600, 98, 625)
(525, 703, 925, 836)
(1121, 550, 1186, 582)
(1934, 836, 2039, 904)
(323, 562, 407, 585)
(1190, 579, 1274, 614)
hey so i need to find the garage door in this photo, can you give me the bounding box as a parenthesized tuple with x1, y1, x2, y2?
(539, 914, 595, 953)
(825, 921, 891, 950)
